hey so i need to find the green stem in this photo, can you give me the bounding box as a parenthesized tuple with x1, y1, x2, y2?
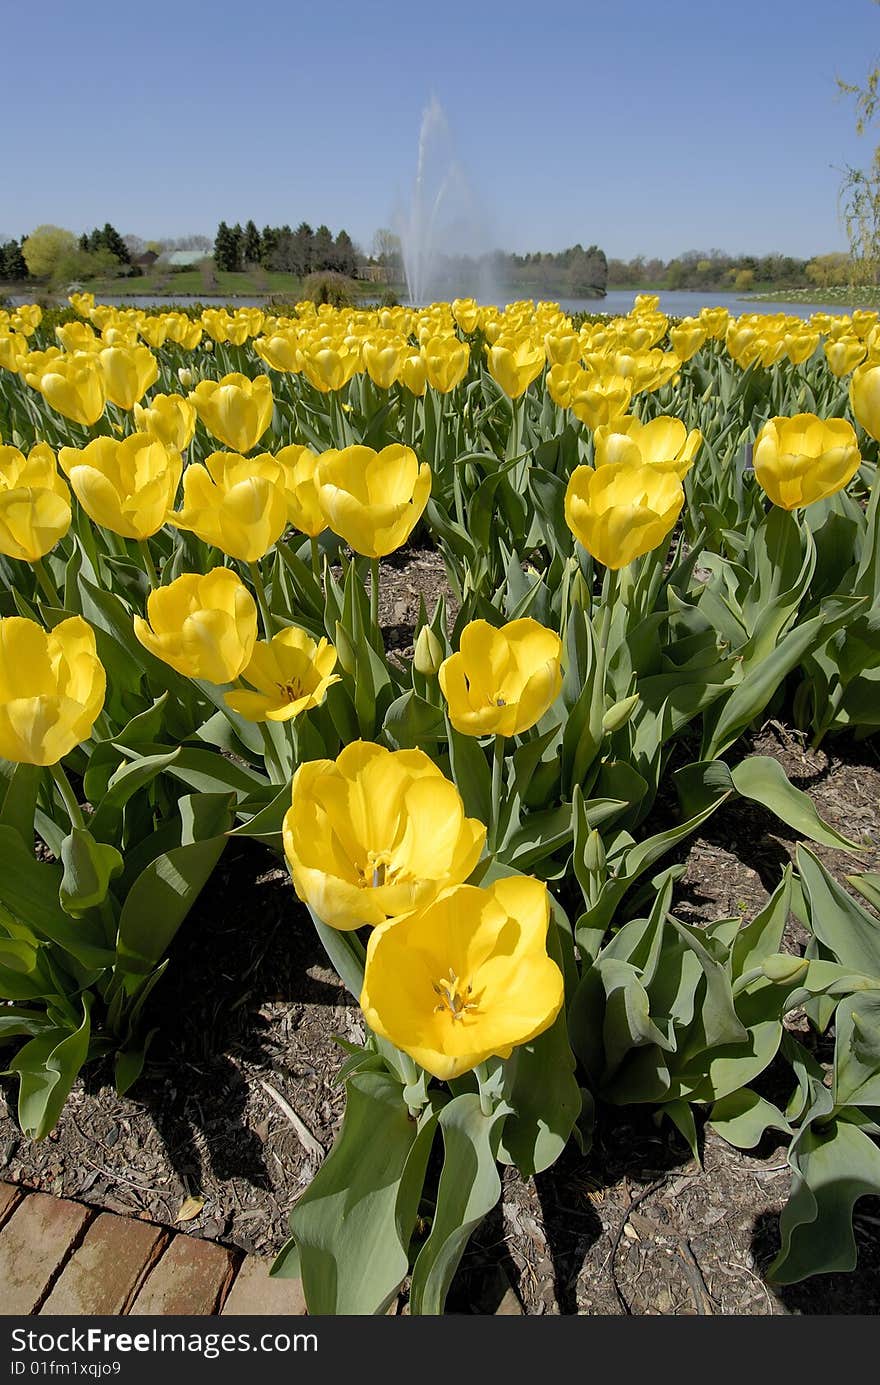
(310, 536, 322, 585)
(50, 762, 85, 831)
(259, 722, 285, 783)
(138, 540, 159, 591)
(370, 557, 380, 634)
(489, 734, 505, 855)
(474, 1062, 493, 1117)
(599, 565, 620, 660)
(248, 561, 275, 639)
(32, 558, 62, 607)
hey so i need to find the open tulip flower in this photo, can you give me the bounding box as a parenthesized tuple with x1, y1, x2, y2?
(439, 618, 563, 738)
(171, 451, 288, 562)
(565, 459, 685, 569)
(133, 567, 258, 684)
(188, 372, 274, 452)
(25, 351, 107, 427)
(282, 741, 486, 931)
(568, 370, 633, 430)
(316, 444, 431, 558)
(753, 414, 861, 510)
(486, 335, 546, 398)
(275, 444, 325, 537)
(360, 875, 564, 1080)
(593, 416, 702, 481)
(225, 626, 340, 723)
(0, 443, 71, 561)
(59, 435, 181, 541)
(133, 393, 197, 451)
(0, 615, 106, 765)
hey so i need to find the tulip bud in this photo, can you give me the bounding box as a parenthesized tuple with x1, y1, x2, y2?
(762, 953, 809, 985)
(602, 693, 640, 734)
(414, 625, 443, 676)
(178, 367, 194, 390)
(583, 828, 606, 875)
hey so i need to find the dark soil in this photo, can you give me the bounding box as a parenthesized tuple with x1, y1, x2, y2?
(1, 552, 879, 1315)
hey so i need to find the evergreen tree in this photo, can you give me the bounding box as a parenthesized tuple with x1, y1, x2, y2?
(0, 240, 28, 280)
(242, 220, 261, 266)
(214, 220, 239, 272)
(313, 224, 334, 272)
(259, 224, 279, 268)
(334, 229, 357, 277)
(290, 222, 314, 276)
(78, 233, 90, 253)
(230, 223, 244, 272)
(100, 222, 130, 264)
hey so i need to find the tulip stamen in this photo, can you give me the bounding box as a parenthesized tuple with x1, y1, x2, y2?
(358, 850, 398, 890)
(432, 969, 479, 1022)
(277, 678, 304, 703)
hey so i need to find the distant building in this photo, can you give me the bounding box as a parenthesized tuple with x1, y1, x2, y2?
(356, 262, 388, 283)
(157, 249, 209, 268)
(132, 250, 159, 271)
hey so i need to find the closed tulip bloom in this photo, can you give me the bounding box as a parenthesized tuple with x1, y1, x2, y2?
(171, 451, 288, 562)
(593, 416, 702, 480)
(439, 618, 563, 738)
(487, 337, 546, 397)
(0, 333, 28, 373)
(134, 568, 257, 684)
(189, 373, 274, 452)
(56, 321, 101, 353)
(133, 393, 197, 451)
(225, 626, 340, 723)
(569, 372, 633, 429)
(97, 345, 159, 410)
(452, 298, 480, 333)
(0, 444, 71, 562)
(400, 351, 428, 396)
(565, 460, 684, 569)
(544, 332, 581, 366)
(300, 345, 359, 393)
(274, 444, 325, 536)
(699, 306, 730, 339)
(26, 352, 106, 427)
(282, 741, 486, 931)
(422, 336, 469, 392)
(362, 337, 403, 389)
(0, 616, 105, 765)
(784, 331, 820, 365)
(669, 319, 708, 362)
(753, 415, 861, 510)
(316, 444, 431, 558)
(59, 435, 181, 540)
(824, 336, 867, 378)
(138, 317, 169, 350)
(850, 361, 880, 441)
(360, 876, 564, 1080)
(546, 362, 581, 408)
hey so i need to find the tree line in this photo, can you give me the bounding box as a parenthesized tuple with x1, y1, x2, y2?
(606, 249, 817, 291)
(214, 220, 360, 277)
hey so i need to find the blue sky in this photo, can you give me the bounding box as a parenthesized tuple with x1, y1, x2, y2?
(3, 0, 880, 261)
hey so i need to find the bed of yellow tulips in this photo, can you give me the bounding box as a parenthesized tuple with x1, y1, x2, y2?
(0, 288, 879, 1311)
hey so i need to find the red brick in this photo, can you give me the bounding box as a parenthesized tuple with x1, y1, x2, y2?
(0, 1193, 92, 1315)
(40, 1213, 166, 1316)
(0, 1183, 23, 1230)
(129, 1235, 236, 1316)
(221, 1256, 307, 1316)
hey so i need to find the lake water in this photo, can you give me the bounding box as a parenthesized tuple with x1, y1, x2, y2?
(5, 288, 867, 321)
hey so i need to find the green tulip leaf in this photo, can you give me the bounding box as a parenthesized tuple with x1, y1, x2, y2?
(59, 828, 124, 918)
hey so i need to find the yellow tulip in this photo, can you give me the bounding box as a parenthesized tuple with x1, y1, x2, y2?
(300, 344, 359, 393)
(188, 373, 274, 452)
(56, 322, 101, 353)
(487, 337, 546, 398)
(824, 336, 867, 378)
(593, 416, 702, 481)
(253, 333, 302, 373)
(274, 444, 325, 536)
(0, 616, 105, 765)
(68, 292, 95, 318)
(133, 568, 258, 683)
(569, 371, 633, 429)
(316, 444, 431, 558)
(400, 352, 428, 396)
(544, 332, 581, 366)
(97, 345, 159, 410)
(360, 875, 564, 1080)
(439, 618, 563, 737)
(0, 444, 71, 562)
(753, 414, 861, 510)
(26, 352, 106, 427)
(546, 362, 581, 408)
(669, 319, 707, 362)
(59, 435, 181, 540)
(699, 306, 730, 339)
(0, 333, 28, 373)
(171, 451, 288, 562)
(565, 460, 684, 569)
(784, 331, 820, 366)
(452, 298, 480, 333)
(138, 317, 169, 350)
(225, 626, 340, 723)
(422, 336, 469, 392)
(850, 361, 880, 440)
(362, 337, 403, 390)
(282, 740, 486, 931)
(133, 393, 197, 451)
